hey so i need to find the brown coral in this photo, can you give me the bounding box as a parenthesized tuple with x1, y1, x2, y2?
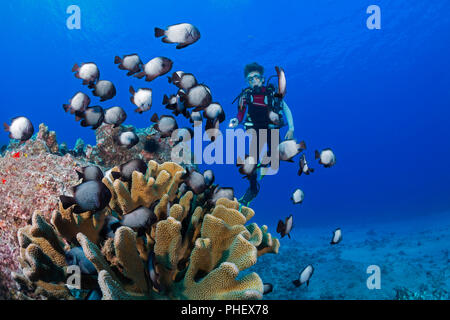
(13, 160, 279, 300)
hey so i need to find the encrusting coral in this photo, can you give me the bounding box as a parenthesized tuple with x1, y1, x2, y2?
(13, 160, 279, 300)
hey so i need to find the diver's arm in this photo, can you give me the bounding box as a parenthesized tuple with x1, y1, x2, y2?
(281, 100, 295, 139)
(229, 95, 247, 128)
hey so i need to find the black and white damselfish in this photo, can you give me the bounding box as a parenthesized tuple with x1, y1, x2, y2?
(110, 159, 148, 183)
(179, 84, 212, 110)
(130, 86, 152, 114)
(59, 180, 112, 214)
(63, 92, 90, 119)
(293, 265, 314, 288)
(75, 166, 104, 182)
(277, 215, 293, 239)
(154, 23, 201, 49)
(92, 80, 116, 102)
(3, 116, 34, 143)
(103, 106, 127, 128)
(72, 62, 100, 88)
(80, 106, 104, 130)
(114, 53, 143, 76)
(135, 57, 173, 82)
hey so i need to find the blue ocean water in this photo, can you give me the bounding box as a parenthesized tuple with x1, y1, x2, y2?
(1, 1, 449, 299)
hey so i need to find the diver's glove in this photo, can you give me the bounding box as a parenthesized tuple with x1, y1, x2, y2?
(229, 118, 239, 128)
(284, 130, 294, 140)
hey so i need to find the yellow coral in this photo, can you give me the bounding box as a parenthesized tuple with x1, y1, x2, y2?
(51, 201, 107, 245)
(15, 161, 279, 300)
(103, 160, 184, 214)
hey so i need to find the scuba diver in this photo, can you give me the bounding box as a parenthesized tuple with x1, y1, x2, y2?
(229, 62, 295, 206)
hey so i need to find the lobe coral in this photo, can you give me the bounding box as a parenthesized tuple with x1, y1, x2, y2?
(13, 160, 279, 300)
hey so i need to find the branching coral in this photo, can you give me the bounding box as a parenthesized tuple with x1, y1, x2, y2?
(14, 160, 279, 300)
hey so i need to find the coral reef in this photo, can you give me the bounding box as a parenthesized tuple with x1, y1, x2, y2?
(0, 150, 83, 299)
(12, 160, 279, 300)
(36, 124, 59, 154)
(0, 122, 195, 299)
(84, 124, 178, 168)
(3, 121, 192, 170)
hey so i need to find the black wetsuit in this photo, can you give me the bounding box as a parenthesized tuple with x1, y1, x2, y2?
(238, 86, 281, 193)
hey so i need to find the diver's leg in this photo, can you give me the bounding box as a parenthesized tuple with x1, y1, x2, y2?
(258, 127, 279, 179)
(239, 127, 262, 206)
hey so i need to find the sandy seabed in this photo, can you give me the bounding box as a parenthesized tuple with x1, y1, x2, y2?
(252, 212, 450, 300)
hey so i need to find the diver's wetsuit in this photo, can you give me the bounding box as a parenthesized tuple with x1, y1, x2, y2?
(237, 86, 281, 198)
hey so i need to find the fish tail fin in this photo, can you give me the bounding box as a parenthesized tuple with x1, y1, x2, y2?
(298, 140, 307, 150)
(176, 43, 190, 49)
(154, 27, 165, 38)
(62, 104, 70, 113)
(76, 170, 84, 180)
(167, 76, 172, 83)
(145, 75, 157, 82)
(134, 108, 143, 114)
(162, 94, 169, 105)
(315, 150, 320, 159)
(129, 85, 135, 95)
(150, 113, 159, 123)
(3, 123, 9, 132)
(59, 195, 76, 209)
(310, 168, 315, 173)
(287, 233, 291, 239)
(178, 90, 186, 101)
(110, 171, 121, 180)
(114, 56, 121, 64)
(71, 63, 79, 72)
(134, 72, 146, 79)
(276, 220, 283, 233)
(173, 72, 182, 83)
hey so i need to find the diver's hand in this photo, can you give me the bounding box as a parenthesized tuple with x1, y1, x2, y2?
(284, 130, 294, 140)
(229, 118, 239, 128)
